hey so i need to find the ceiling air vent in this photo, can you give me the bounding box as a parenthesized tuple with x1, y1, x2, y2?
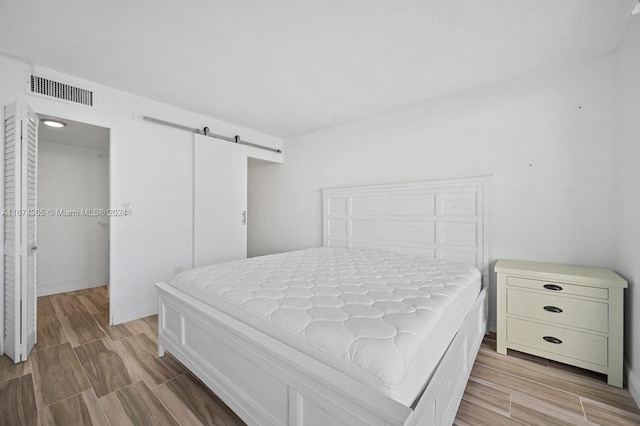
(26, 74, 94, 108)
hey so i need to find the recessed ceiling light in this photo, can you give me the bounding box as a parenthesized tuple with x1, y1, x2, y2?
(42, 119, 67, 128)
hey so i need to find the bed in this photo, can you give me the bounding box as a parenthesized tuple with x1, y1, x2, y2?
(155, 176, 490, 425)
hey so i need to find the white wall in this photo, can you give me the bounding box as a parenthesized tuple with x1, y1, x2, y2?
(37, 141, 109, 296)
(614, 15, 640, 403)
(0, 54, 283, 324)
(249, 55, 618, 329)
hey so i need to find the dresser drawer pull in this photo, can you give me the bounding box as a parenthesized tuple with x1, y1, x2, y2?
(543, 336, 563, 344)
(543, 284, 563, 291)
(543, 305, 563, 313)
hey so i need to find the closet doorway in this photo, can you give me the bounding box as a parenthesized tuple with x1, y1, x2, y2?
(37, 116, 110, 310)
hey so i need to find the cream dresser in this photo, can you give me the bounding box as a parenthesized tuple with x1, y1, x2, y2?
(495, 259, 627, 387)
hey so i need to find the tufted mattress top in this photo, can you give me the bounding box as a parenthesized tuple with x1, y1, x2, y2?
(169, 247, 481, 406)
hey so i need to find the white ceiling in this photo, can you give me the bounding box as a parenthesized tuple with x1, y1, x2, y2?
(1, 1, 637, 138)
(39, 116, 110, 150)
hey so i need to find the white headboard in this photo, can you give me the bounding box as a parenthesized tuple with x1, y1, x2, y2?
(322, 176, 490, 279)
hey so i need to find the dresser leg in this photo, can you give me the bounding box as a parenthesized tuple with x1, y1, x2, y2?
(496, 273, 507, 355)
(608, 287, 625, 388)
(607, 371, 623, 388)
(496, 340, 507, 355)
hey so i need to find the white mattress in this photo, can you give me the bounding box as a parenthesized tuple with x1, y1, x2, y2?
(169, 248, 481, 406)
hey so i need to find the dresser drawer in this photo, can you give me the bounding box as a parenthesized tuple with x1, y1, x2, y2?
(506, 317, 608, 366)
(507, 289, 608, 333)
(507, 276, 608, 300)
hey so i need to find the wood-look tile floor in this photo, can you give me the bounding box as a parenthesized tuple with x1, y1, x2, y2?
(0, 287, 242, 426)
(0, 289, 638, 425)
(454, 334, 640, 426)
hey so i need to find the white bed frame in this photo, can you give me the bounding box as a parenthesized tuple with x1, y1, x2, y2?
(156, 176, 490, 426)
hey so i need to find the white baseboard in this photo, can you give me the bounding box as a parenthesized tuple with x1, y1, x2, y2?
(625, 361, 640, 408)
(38, 277, 108, 297)
(112, 302, 158, 325)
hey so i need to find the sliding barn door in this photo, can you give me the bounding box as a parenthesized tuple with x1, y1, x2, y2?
(193, 134, 247, 267)
(3, 102, 38, 362)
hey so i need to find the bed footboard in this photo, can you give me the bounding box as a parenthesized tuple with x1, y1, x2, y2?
(155, 282, 487, 426)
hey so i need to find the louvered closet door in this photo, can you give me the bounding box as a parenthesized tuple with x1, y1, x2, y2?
(193, 134, 247, 267)
(21, 105, 38, 358)
(2, 102, 38, 362)
(3, 102, 21, 360)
